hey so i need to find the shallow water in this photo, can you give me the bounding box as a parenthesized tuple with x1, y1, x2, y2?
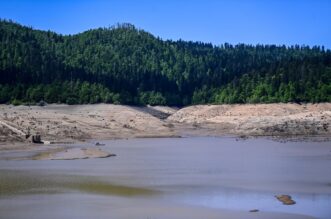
(0, 137, 331, 218)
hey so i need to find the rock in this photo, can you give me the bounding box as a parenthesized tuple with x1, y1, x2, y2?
(275, 195, 296, 205)
(31, 135, 42, 144)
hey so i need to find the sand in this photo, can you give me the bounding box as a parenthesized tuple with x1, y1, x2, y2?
(0, 103, 330, 145)
(0, 104, 177, 143)
(168, 103, 331, 136)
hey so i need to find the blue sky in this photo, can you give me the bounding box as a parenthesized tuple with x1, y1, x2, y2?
(0, 0, 330, 48)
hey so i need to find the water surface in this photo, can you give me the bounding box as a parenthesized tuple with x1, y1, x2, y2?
(0, 137, 330, 218)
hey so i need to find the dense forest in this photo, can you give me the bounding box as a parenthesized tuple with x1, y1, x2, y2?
(0, 19, 330, 106)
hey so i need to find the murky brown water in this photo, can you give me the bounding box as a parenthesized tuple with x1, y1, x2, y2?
(0, 137, 331, 219)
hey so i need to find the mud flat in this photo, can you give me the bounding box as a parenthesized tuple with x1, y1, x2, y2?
(32, 147, 115, 160)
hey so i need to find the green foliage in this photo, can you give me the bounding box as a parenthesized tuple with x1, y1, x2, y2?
(66, 97, 78, 105)
(139, 91, 166, 106)
(192, 86, 216, 104)
(11, 99, 23, 106)
(0, 19, 330, 106)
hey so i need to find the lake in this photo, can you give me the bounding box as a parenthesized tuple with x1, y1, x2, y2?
(0, 137, 330, 219)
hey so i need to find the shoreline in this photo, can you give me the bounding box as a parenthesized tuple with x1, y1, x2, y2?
(1, 134, 330, 161)
(0, 103, 330, 159)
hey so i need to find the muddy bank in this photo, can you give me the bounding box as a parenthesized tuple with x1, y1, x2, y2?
(0, 103, 330, 145)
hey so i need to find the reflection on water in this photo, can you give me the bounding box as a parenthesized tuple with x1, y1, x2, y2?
(0, 137, 331, 219)
(176, 188, 331, 218)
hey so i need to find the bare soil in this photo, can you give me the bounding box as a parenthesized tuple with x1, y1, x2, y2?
(168, 103, 331, 137)
(0, 103, 330, 146)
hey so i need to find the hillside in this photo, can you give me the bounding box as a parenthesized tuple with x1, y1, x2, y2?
(0, 19, 331, 106)
(0, 103, 330, 144)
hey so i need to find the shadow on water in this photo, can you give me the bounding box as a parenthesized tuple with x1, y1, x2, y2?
(0, 170, 158, 197)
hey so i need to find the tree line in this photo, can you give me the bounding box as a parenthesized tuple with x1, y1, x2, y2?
(0, 19, 330, 106)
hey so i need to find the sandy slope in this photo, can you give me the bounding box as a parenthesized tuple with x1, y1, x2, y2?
(168, 103, 331, 136)
(0, 103, 330, 144)
(0, 104, 177, 143)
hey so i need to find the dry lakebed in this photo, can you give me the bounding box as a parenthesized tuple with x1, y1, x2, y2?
(0, 103, 331, 219)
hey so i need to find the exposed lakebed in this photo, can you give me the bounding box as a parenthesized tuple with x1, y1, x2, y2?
(0, 137, 331, 219)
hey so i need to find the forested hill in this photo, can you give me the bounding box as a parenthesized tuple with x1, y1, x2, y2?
(1, 19, 330, 106)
